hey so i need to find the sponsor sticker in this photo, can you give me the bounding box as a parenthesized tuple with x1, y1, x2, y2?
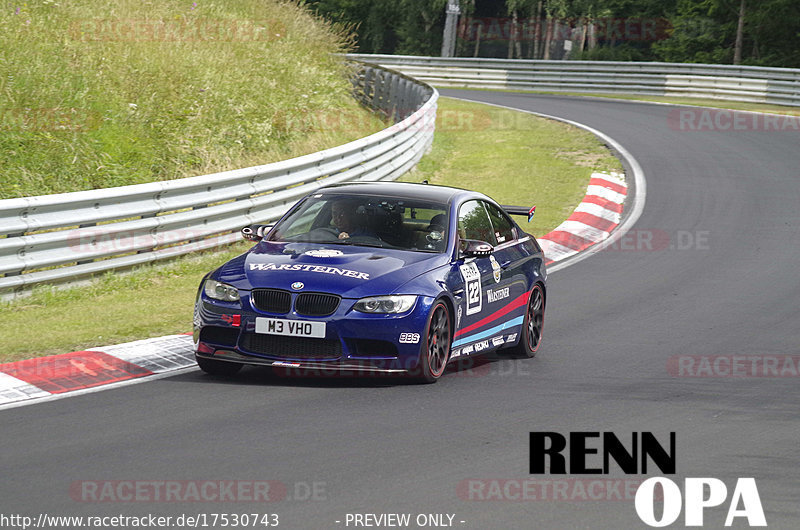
(490, 255, 502, 283)
(487, 287, 510, 303)
(399, 333, 421, 344)
(474, 340, 490, 352)
(304, 249, 344, 258)
(250, 263, 369, 280)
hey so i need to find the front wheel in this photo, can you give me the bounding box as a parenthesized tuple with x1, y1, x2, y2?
(196, 355, 243, 376)
(507, 284, 545, 358)
(412, 301, 452, 384)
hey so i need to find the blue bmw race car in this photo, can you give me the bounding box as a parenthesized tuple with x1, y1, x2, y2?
(194, 182, 547, 383)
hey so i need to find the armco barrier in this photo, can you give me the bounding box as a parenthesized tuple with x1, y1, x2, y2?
(348, 54, 800, 107)
(0, 63, 437, 296)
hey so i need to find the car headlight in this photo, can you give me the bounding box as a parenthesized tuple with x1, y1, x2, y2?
(353, 295, 417, 314)
(204, 279, 240, 302)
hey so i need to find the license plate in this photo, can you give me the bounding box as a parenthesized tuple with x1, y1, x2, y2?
(255, 318, 326, 339)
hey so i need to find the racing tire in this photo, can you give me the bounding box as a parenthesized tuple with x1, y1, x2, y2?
(196, 355, 243, 376)
(507, 283, 545, 359)
(412, 300, 452, 384)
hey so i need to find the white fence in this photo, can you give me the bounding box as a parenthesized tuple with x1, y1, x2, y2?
(0, 63, 438, 296)
(349, 54, 800, 107)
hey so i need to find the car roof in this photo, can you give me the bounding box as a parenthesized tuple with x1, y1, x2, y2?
(317, 181, 480, 204)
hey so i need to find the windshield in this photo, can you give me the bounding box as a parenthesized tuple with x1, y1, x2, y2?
(268, 194, 450, 253)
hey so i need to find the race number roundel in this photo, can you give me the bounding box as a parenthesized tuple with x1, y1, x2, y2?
(460, 262, 482, 316)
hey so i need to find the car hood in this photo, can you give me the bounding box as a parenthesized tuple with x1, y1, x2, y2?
(216, 241, 449, 298)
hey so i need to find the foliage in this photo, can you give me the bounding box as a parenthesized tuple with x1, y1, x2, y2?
(0, 0, 384, 199)
(307, 0, 800, 67)
(307, 0, 448, 55)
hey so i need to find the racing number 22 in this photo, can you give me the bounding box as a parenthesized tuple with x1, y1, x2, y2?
(460, 262, 482, 316)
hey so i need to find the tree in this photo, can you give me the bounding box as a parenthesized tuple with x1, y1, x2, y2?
(652, 0, 800, 67)
(308, 0, 800, 66)
(306, 0, 402, 54)
(733, 0, 745, 64)
(395, 0, 449, 56)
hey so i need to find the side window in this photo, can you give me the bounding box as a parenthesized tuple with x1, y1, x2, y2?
(270, 199, 326, 240)
(458, 200, 496, 245)
(484, 202, 516, 244)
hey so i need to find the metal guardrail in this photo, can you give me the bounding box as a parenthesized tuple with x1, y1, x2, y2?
(348, 54, 800, 107)
(0, 62, 438, 296)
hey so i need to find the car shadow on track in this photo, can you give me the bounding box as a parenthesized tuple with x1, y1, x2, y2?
(169, 354, 507, 388)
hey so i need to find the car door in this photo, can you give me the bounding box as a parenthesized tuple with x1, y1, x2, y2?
(451, 200, 509, 356)
(482, 201, 532, 347)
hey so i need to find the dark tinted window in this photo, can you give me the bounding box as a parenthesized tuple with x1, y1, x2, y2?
(268, 194, 449, 252)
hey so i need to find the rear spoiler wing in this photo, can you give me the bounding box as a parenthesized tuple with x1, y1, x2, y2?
(501, 205, 536, 223)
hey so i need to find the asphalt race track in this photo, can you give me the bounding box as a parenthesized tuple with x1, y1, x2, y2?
(2, 91, 799, 529)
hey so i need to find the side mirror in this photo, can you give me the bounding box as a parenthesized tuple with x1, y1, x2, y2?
(460, 239, 494, 258)
(241, 224, 272, 242)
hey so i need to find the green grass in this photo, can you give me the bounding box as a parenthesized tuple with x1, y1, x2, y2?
(0, 242, 253, 363)
(0, 0, 384, 199)
(402, 97, 622, 237)
(0, 98, 623, 363)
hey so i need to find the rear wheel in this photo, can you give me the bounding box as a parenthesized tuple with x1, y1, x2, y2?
(196, 355, 243, 376)
(507, 284, 545, 358)
(412, 301, 452, 384)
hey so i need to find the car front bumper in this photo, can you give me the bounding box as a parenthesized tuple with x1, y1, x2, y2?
(194, 291, 440, 375)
